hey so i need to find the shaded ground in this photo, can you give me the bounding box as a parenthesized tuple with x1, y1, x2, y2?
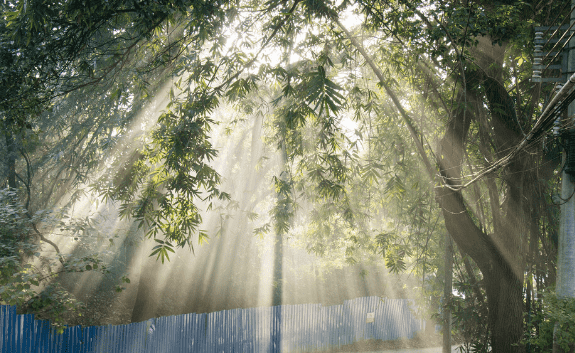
(322, 333, 460, 353)
(363, 346, 461, 353)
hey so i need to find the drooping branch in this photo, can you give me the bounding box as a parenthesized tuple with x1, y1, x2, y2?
(334, 18, 435, 179)
(13, 149, 63, 259)
(10, 172, 63, 259)
(27, 217, 62, 261)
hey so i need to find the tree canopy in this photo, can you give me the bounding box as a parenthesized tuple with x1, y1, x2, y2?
(1, 0, 574, 351)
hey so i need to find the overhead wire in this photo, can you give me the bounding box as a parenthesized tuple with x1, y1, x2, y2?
(442, 71, 575, 191)
(539, 0, 571, 40)
(544, 22, 575, 72)
(439, 9, 575, 191)
(539, 4, 575, 66)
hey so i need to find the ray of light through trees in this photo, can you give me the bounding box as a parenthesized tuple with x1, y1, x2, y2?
(1, 1, 574, 352)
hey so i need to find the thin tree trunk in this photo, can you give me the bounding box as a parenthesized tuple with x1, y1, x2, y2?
(443, 235, 453, 353)
(4, 127, 16, 189)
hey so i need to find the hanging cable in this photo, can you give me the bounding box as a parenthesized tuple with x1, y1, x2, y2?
(544, 23, 575, 72)
(538, 4, 575, 64)
(441, 72, 575, 191)
(539, 1, 572, 40)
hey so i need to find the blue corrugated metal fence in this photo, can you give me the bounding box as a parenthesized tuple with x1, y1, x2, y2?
(0, 296, 422, 352)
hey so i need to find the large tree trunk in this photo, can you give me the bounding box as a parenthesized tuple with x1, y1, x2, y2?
(338, 21, 528, 351)
(486, 267, 524, 351)
(437, 145, 526, 353)
(435, 96, 526, 352)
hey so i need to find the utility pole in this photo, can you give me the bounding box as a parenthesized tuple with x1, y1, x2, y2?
(553, 1, 575, 352)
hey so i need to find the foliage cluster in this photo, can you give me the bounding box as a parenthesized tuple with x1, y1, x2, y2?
(523, 290, 575, 352)
(0, 188, 130, 332)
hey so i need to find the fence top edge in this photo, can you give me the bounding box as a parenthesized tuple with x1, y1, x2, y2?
(0, 296, 419, 332)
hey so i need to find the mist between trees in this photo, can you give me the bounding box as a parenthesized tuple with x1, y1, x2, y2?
(1, 0, 574, 352)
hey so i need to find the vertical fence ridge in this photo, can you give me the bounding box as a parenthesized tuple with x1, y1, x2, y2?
(0, 296, 425, 352)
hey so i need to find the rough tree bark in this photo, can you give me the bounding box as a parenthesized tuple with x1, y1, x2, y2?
(435, 51, 527, 351)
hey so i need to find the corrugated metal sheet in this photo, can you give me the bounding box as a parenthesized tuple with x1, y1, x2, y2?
(0, 297, 422, 352)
